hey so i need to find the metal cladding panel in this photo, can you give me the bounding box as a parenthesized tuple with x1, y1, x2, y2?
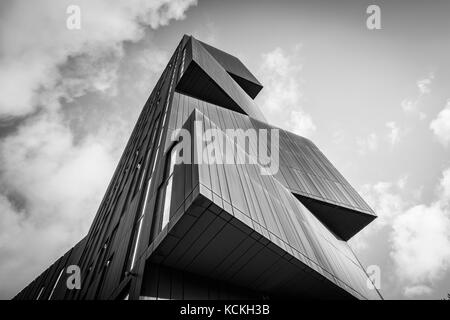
(140, 262, 264, 300)
(168, 92, 376, 240)
(250, 119, 377, 240)
(147, 108, 381, 300)
(198, 40, 263, 99)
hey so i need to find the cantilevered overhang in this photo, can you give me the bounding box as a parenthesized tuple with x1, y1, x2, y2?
(249, 118, 377, 241)
(292, 195, 376, 241)
(147, 191, 359, 299)
(198, 40, 263, 99)
(175, 36, 266, 122)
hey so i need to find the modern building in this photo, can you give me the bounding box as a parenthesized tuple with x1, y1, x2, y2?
(14, 36, 382, 300)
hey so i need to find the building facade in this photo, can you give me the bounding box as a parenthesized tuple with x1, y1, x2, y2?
(14, 36, 382, 300)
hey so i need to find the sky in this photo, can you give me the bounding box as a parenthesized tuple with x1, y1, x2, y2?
(0, 0, 450, 300)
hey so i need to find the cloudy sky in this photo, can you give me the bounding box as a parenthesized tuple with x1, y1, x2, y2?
(1, 0, 450, 300)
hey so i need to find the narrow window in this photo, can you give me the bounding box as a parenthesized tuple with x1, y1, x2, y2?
(48, 268, 64, 300)
(161, 146, 178, 230)
(36, 287, 45, 300)
(130, 215, 144, 271)
(179, 48, 186, 79)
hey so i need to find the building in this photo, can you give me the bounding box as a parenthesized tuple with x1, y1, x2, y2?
(14, 35, 382, 300)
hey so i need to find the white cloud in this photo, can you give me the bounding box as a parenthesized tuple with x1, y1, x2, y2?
(0, 114, 117, 298)
(430, 99, 450, 147)
(289, 110, 316, 137)
(417, 74, 434, 95)
(390, 201, 450, 290)
(440, 168, 450, 201)
(401, 73, 434, 120)
(404, 285, 433, 298)
(401, 99, 417, 113)
(0, 0, 197, 118)
(386, 121, 401, 146)
(356, 132, 378, 155)
(397, 176, 408, 190)
(256, 45, 316, 138)
(350, 177, 407, 253)
(386, 169, 450, 297)
(359, 179, 407, 227)
(353, 169, 450, 298)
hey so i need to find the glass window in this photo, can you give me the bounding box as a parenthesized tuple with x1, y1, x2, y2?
(161, 147, 178, 230)
(179, 48, 186, 79)
(130, 215, 144, 271)
(48, 268, 64, 300)
(36, 286, 45, 300)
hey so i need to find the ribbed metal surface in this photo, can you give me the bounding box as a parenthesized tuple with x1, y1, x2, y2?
(166, 92, 376, 240)
(153, 105, 381, 299)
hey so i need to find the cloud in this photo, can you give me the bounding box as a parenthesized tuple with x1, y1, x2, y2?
(400, 73, 434, 120)
(0, 0, 196, 299)
(404, 285, 433, 298)
(350, 178, 407, 253)
(356, 132, 378, 155)
(256, 45, 316, 138)
(401, 99, 417, 113)
(359, 178, 408, 227)
(386, 121, 401, 146)
(353, 168, 450, 298)
(417, 75, 433, 95)
(430, 99, 450, 147)
(440, 168, 450, 200)
(390, 200, 450, 291)
(0, 0, 197, 118)
(289, 110, 316, 137)
(0, 113, 117, 298)
(357, 122, 406, 153)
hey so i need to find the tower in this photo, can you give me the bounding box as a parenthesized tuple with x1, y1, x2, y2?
(14, 36, 382, 300)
